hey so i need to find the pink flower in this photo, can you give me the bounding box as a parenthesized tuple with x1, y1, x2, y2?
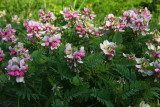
(131, 58, 135, 60)
(0, 48, 5, 61)
(0, 57, 3, 61)
(0, 32, 5, 36)
(79, 52, 85, 57)
(110, 50, 114, 54)
(137, 22, 141, 26)
(45, 42, 50, 46)
(8, 71, 15, 76)
(75, 55, 80, 59)
(120, 24, 125, 28)
(158, 54, 160, 58)
(86, 11, 88, 15)
(76, 26, 82, 31)
(11, 29, 16, 32)
(56, 40, 61, 44)
(10, 51, 16, 56)
(155, 68, 160, 73)
(52, 42, 57, 47)
(152, 52, 157, 57)
(39, 13, 43, 17)
(110, 18, 113, 22)
(69, 15, 72, 20)
(123, 16, 127, 20)
(26, 66, 28, 70)
(19, 71, 24, 76)
(95, 32, 100, 36)
(15, 70, 20, 76)
(65, 13, 70, 17)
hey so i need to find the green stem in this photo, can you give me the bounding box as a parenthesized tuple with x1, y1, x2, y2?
(18, 96, 20, 107)
(78, 0, 86, 10)
(73, 0, 77, 9)
(61, 0, 63, 10)
(44, 0, 46, 8)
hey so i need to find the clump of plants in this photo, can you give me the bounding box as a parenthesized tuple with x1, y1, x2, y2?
(0, 6, 160, 107)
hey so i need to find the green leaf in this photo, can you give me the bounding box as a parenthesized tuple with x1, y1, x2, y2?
(72, 76, 80, 85)
(0, 73, 8, 83)
(112, 31, 123, 45)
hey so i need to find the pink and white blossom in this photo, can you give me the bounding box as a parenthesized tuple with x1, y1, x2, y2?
(41, 34, 61, 51)
(100, 40, 117, 60)
(39, 8, 56, 23)
(0, 24, 17, 43)
(25, 20, 45, 41)
(0, 48, 5, 61)
(64, 43, 85, 72)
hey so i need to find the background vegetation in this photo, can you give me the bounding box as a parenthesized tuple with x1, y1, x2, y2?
(0, 0, 160, 22)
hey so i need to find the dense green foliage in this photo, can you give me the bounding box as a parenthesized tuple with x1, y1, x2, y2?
(0, 0, 160, 107)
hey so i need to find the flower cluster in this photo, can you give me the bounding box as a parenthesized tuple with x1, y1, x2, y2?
(135, 58, 153, 76)
(41, 34, 61, 51)
(0, 24, 17, 43)
(79, 8, 99, 37)
(81, 7, 96, 21)
(24, 20, 45, 41)
(103, 14, 127, 32)
(64, 43, 85, 72)
(75, 19, 102, 38)
(39, 8, 56, 23)
(12, 15, 20, 24)
(6, 42, 31, 83)
(135, 31, 160, 78)
(0, 10, 6, 18)
(123, 53, 136, 60)
(6, 57, 28, 83)
(75, 20, 87, 38)
(123, 7, 152, 35)
(9, 42, 31, 61)
(60, 6, 80, 22)
(0, 48, 5, 62)
(43, 23, 60, 35)
(151, 30, 160, 44)
(61, 7, 104, 38)
(100, 40, 117, 60)
(103, 7, 151, 35)
(87, 26, 103, 36)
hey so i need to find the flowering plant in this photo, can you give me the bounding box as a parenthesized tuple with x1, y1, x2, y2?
(0, 5, 159, 107)
(41, 34, 61, 51)
(100, 40, 117, 60)
(6, 42, 31, 83)
(0, 24, 17, 43)
(0, 48, 5, 62)
(64, 43, 85, 72)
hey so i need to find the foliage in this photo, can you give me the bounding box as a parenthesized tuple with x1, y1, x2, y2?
(0, 0, 160, 107)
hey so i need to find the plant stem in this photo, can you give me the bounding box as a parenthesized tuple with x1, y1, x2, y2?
(73, 0, 77, 9)
(78, 0, 86, 10)
(18, 96, 20, 107)
(157, 98, 159, 106)
(61, 0, 63, 10)
(44, 0, 46, 8)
